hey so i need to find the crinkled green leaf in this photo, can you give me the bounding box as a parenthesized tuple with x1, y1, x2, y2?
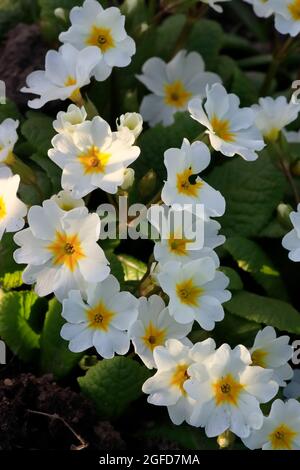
(78, 356, 151, 419)
(219, 266, 243, 291)
(40, 298, 83, 379)
(231, 68, 259, 106)
(224, 237, 288, 300)
(206, 152, 287, 238)
(155, 14, 186, 60)
(226, 291, 300, 334)
(0, 233, 24, 290)
(186, 19, 224, 70)
(21, 111, 55, 155)
(118, 254, 147, 281)
(31, 152, 61, 193)
(0, 99, 22, 122)
(135, 113, 199, 183)
(143, 423, 217, 450)
(0, 290, 40, 361)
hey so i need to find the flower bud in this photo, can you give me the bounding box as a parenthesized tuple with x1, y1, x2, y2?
(54, 8, 67, 21)
(121, 168, 135, 191)
(217, 430, 235, 449)
(117, 112, 143, 139)
(138, 169, 157, 198)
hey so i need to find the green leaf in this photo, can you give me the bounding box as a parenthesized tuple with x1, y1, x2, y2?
(186, 19, 224, 70)
(106, 252, 125, 284)
(206, 152, 287, 238)
(78, 356, 151, 419)
(224, 237, 288, 300)
(40, 298, 82, 379)
(38, 0, 92, 41)
(155, 14, 186, 60)
(226, 291, 300, 334)
(135, 113, 199, 183)
(143, 423, 217, 450)
(117, 254, 147, 281)
(216, 55, 237, 86)
(0, 100, 22, 122)
(228, 0, 267, 41)
(219, 266, 243, 291)
(0, 233, 24, 290)
(213, 312, 261, 348)
(0, 291, 40, 361)
(21, 111, 55, 155)
(121, 0, 148, 33)
(231, 68, 259, 107)
(30, 152, 61, 193)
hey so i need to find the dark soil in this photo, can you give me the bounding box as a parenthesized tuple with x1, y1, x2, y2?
(0, 23, 49, 108)
(0, 370, 181, 451)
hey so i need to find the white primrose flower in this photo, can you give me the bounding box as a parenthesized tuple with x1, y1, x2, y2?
(129, 295, 193, 369)
(142, 339, 196, 425)
(13, 200, 109, 301)
(161, 139, 225, 217)
(157, 257, 231, 331)
(48, 116, 140, 198)
(116, 112, 143, 140)
(284, 370, 300, 399)
(200, 0, 231, 12)
(244, 0, 276, 17)
(21, 44, 101, 109)
(243, 399, 300, 450)
(282, 203, 300, 261)
(273, 0, 300, 37)
(189, 83, 265, 161)
(51, 190, 85, 211)
(250, 326, 293, 386)
(0, 166, 27, 241)
(59, 0, 135, 81)
(147, 204, 224, 266)
(252, 96, 300, 142)
(61, 275, 138, 358)
(137, 50, 221, 127)
(53, 104, 87, 134)
(0, 118, 19, 165)
(185, 344, 279, 438)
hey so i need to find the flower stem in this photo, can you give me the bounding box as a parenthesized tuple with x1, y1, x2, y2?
(260, 37, 294, 96)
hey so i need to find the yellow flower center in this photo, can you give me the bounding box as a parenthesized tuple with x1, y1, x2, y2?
(168, 235, 189, 256)
(264, 127, 280, 141)
(211, 114, 236, 142)
(251, 349, 268, 368)
(289, 0, 300, 20)
(78, 145, 111, 174)
(64, 76, 82, 103)
(269, 424, 298, 450)
(47, 232, 85, 271)
(213, 374, 244, 407)
(170, 363, 190, 395)
(86, 302, 115, 331)
(86, 26, 115, 52)
(176, 278, 203, 307)
(164, 80, 192, 108)
(0, 195, 7, 220)
(142, 322, 166, 351)
(176, 168, 203, 198)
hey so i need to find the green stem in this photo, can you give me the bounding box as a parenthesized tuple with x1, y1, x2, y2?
(260, 37, 294, 96)
(269, 141, 300, 204)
